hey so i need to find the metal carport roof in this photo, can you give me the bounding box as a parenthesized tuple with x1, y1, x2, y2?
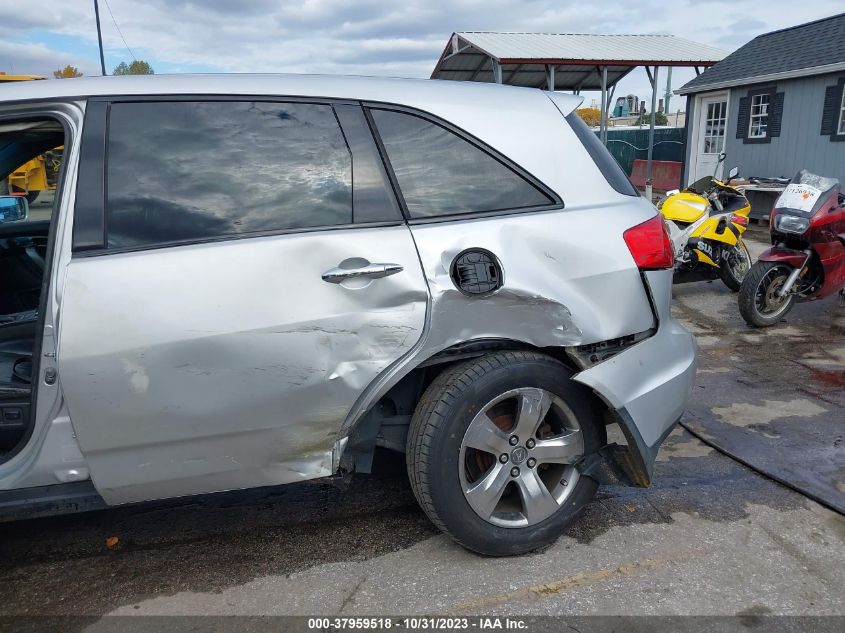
(431, 32, 727, 90)
(431, 32, 727, 199)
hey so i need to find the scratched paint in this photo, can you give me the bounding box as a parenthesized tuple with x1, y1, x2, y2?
(120, 358, 150, 395)
(57, 225, 429, 504)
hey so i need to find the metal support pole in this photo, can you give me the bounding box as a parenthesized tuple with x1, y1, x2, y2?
(491, 59, 502, 84)
(606, 83, 617, 125)
(93, 0, 106, 76)
(545, 65, 555, 91)
(599, 66, 607, 144)
(645, 65, 659, 203)
(664, 66, 673, 114)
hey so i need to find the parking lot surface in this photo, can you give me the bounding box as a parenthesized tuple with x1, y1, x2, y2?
(1, 231, 843, 621)
(676, 243, 845, 513)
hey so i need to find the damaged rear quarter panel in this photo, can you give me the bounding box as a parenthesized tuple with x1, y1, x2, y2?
(338, 199, 659, 444)
(365, 84, 658, 361)
(409, 203, 656, 353)
(337, 90, 662, 445)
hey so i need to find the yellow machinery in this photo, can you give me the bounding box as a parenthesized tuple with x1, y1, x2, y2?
(7, 152, 62, 203)
(0, 73, 45, 82)
(1, 73, 61, 204)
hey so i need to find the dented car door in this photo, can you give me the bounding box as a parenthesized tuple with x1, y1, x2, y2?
(57, 99, 427, 504)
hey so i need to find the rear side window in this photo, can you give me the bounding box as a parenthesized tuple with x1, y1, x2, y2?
(333, 105, 403, 224)
(106, 101, 352, 249)
(370, 109, 554, 218)
(565, 112, 638, 197)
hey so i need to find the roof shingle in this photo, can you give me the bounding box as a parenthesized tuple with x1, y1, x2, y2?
(679, 13, 845, 94)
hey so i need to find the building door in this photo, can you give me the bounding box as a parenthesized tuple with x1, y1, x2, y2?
(693, 93, 729, 183)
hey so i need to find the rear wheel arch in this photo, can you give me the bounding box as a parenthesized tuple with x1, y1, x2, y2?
(340, 341, 612, 474)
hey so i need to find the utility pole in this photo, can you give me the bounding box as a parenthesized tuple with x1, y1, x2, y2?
(664, 66, 673, 115)
(94, 0, 106, 76)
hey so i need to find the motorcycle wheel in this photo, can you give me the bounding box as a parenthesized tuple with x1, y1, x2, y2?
(719, 240, 752, 292)
(738, 261, 797, 327)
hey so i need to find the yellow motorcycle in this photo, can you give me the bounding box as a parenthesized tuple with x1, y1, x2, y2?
(658, 164, 752, 291)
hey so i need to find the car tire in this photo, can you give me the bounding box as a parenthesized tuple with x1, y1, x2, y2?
(738, 261, 797, 327)
(406, 350, 602, 556)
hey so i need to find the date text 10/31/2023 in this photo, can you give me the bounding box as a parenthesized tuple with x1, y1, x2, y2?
(307, 617, 529, 630)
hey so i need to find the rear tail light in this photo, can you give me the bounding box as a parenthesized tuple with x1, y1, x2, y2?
(623, 215, 674, 270)
(730, 214, 749, 227)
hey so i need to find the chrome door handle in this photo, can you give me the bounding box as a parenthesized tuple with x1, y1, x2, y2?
(322, 262, 404, 284)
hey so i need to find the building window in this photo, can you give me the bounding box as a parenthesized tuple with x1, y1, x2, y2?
(839, 87, 845, 135)
(738, 87, 782, 144)
(820, 78, 845, 141)
(704, 101, 726, 153)
(748, 93, 770, 138)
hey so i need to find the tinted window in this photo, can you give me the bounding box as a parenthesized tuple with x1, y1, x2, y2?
(333, 105, 402, 224)
(106, 101, 352, 248)
(565, 112, 638, 197)
(371, 109, 553, 218)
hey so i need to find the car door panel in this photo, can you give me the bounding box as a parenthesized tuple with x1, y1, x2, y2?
(58, 226, 427, 504)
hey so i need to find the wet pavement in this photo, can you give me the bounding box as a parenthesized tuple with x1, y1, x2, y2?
(673, 230, 845, 513)
(1, 231, 843, 621)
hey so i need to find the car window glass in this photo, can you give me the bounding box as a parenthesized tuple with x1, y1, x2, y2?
(333, 105, 402, 224)
(106, 101, 352, 248)
(565, 112, 638, 197)
(370, 109, 553, 218)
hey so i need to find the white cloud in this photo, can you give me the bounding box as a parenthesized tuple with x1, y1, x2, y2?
(0, 0, 842, 102)
(0, 40, 96, 77)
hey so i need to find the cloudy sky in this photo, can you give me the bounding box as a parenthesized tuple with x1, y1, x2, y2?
(1, 1, 842, 109)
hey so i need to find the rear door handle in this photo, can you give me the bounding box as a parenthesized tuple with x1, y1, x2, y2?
(321, 262, 404, 284)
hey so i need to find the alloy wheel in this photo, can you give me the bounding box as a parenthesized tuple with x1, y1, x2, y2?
(458, 387, 584, 528)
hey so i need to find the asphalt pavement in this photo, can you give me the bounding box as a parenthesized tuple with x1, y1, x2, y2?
(676, 232, 845, 513)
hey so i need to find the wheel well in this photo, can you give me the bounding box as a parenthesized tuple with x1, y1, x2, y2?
(342, 340, 610, 474)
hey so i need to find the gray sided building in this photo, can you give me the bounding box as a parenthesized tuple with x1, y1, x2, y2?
(678, 13, 845, 190)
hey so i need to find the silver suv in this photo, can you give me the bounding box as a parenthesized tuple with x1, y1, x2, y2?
(0, 75, 695, 555)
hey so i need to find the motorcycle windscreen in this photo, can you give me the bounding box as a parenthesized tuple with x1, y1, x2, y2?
(685, 176, 713, 195)
(774, 170, 840, 217)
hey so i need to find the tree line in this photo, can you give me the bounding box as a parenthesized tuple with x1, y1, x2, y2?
(53, 60, 154, 78)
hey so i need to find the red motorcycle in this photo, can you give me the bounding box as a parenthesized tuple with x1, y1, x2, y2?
(739, 170, 845, 327)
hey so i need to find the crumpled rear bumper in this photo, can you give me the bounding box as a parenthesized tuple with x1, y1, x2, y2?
(572, 269, 697, 483)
